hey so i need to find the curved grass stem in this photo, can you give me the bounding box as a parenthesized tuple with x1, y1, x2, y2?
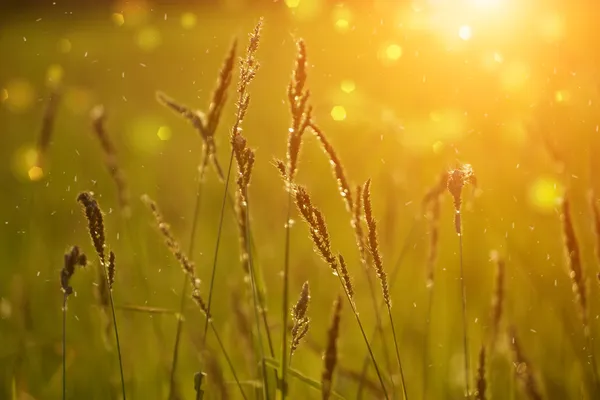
(386, 305, 408, 399)
(280, 189, 293, 399)
(459, 233, 471, 398)
(209, 322, 249, 400)
(168, 162, 206, 399)
(244, 192, 271, 400)
(357, 219, 418, 399)
(335, 270, 389, 400)
(203, 150, 236, 342)
(62, 294, 67, 400)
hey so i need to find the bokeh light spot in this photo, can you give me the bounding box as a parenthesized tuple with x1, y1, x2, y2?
(335, 18, 349, 31)
(458, 25, 472, 41)
(136, 27, 162, 52)
(1, 88, 7, 103)
(4, 79, 35, 112)
(285, 0, 301, 8)
(157, 126, 172, 141)
(539, 13, 565, 42)
(46, 64, 64, 88)
(331, 106, 347, 121)
(386, 44, 403, 61)
(65, 87, 94, 115)
(181, 12, 197, 29)
(57, 38, 72, 53)
(529, 178, 564, 211)
(432, 140, 444, 154)
(555, 90, 570, 103)
(28, 166, 44, 181)
(501, 61, 530, 92)
(112, 13, 125, 26)
(341, 80, 356, 93)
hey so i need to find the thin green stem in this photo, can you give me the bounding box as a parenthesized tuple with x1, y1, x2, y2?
(62, 294, 67, 400)
(336, 271, 389, 400)
(422, 285, 435, 400)
(203, 150, 235, 342)
(364, 264, 394, 382)
(225, 191, 276, 358)
(244, 192, 271, 400)
(386, 305, 408, 399)
(459, 232, 470, 398)
(168, 164, 206, 399)
(280, 189, 293, 398)
(357, 219, 418, 399)
(209, 322, 248, 400)
(106, 277, 126, 399)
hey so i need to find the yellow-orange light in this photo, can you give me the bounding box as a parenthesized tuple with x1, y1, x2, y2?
(28, 166, 44, 181)
(112, 13, 125, 26)
(472, 0, 501, 8)
(46, 64, 64, 88)
(529, 178, 564, 212)
(136, 27, 161, 52)
(331, 106, 347, 121)
(181, 12, 197, 29)
(285, 0, 300, 8)
(432, 140, 444, 154)
(1, 88, 7, 102)
(555, 90, 569, 103)
(157, 126, 172, 141)
(458, 25, 472, 41)
(57, 38, 72, 53)
(386, 44, 403, 60)
(341, 80, 355, 93)
(335, 18, 349, 31)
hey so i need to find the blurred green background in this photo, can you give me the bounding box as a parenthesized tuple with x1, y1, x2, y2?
(2, 0, 600, 399)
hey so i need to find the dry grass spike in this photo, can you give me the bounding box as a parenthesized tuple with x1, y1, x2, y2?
(446, 164, 476, 235)
(285, 39, 312, 184)
(107, 251, 116, 290)
(294, 185, 337, 271)
(362, 179, 390, 307)
(77, 192, 106, 265)
(322, 295, 342, 400)
(509, 326, 543, 400)
(309, 122, 352, 211)
(36, 86, 61, 171)
(61, 246, 87, 297)
(561, 197, 588, 328)
(290, 281, 311, 358)
(90, 105, 130, 217)
(141, 194, 210, 317)
(337, 254, 354, 301)
(475, 345, 487, 400)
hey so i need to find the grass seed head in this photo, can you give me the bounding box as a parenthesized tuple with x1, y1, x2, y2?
(77, 192, 106, 266)
(322, 295, 342, 400)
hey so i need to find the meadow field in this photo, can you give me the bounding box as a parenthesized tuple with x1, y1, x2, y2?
(1, 1, 600, 399)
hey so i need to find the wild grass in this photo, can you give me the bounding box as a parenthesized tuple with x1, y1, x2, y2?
(9, 9, 600, 400)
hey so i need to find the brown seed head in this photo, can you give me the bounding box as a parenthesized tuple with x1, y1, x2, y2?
(61, 246, 87, 296)
(295, 185, 337, 271)
(337, 254, 354, 300)
(107, 251, 116, 290)
(77, 192, 106, 265)
(446, 164, 476, 234)
(322, 295, 342, 400)
(309, 122, 352, 212)
(509, 326, 543, 400)
(142, 194, 210, 317)
(475, 345, 487, 400)
(363, 179, 391, 308)
(291, 281, 311, 356)
(286, 39, 312, 182)
(561, 197, 588, 328)
(352, 184, 368, 270)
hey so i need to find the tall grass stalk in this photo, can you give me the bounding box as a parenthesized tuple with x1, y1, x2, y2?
(356, 218, 418, 399)
(281, 189, 293, 397)
(244, 192, 271, 399)
(203, 151, 235, 342)
(459, 232, 471, 397)
(362, 180, 408, 399)
(335, 269, 390, 400)
(209, 321, 249, 400)
(169, 174, 205, 399)
(62, 293, 67, 400)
